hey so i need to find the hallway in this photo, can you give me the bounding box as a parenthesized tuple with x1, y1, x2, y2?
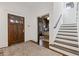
(0, 2, 79, 56)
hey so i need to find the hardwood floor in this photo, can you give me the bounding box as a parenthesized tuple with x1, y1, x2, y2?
(43, 41, 49, 48)
(0, 41, 62, 56)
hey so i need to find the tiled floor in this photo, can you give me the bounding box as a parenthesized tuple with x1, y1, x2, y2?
(0, 41, 62, 56)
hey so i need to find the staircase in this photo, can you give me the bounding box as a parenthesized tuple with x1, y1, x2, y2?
(49, 24, 79, 56)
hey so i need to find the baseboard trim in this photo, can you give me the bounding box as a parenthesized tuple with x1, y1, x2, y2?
(26, 40, 38, 44)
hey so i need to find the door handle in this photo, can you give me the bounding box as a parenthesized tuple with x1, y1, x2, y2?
(23, 29, 24, 32)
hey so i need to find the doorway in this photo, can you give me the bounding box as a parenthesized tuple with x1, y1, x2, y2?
(8, 14, 24, 46)
(38, 14, 49, 48)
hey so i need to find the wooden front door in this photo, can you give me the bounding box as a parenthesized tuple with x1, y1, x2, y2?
(8, 14, 24, 46)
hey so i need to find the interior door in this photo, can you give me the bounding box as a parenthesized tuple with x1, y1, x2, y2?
(8, 14, 24, 46)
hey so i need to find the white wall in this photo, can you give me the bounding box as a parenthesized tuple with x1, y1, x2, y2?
(63, 2, 77, 24)
(0, 3, 29, 48)
(27, 2, 53, 42)
(0, 2, 37, 48)
(49, 2, 64, 44)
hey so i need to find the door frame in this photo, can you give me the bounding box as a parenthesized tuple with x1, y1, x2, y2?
(37, 14, 49, 46)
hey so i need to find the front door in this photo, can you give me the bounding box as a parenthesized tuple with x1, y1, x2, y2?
(8, 14, 24, 46)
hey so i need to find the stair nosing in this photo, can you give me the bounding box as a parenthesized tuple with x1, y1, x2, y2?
(60, 29, 77, 30)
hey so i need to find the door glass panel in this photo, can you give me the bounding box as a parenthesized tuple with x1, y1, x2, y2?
(16, 20, 19, 23)
(10, 19, 15, 23)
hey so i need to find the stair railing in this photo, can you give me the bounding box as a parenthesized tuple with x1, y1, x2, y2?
(52, 13, 63, 43)
(54, 14, 62, 28)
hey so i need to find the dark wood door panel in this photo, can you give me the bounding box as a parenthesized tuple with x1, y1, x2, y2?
(8, 14, 24, 46)
(8, 21, 17, 46)
(17, 17, 24, 43)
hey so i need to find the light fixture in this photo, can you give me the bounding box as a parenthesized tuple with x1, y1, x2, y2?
(66, 7, 71, 9)
(66, 2, 74, 9)
(47, 17, 49, 20)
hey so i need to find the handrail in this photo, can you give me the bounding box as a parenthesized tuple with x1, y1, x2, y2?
(54, 14, 62, 28)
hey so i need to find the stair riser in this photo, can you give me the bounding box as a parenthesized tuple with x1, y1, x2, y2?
(62, 24, 76, 25)
(55, 40, 78, 47)
(62, 24, 77, 26)
(56, 37, 78, 42)
(57, 34, 77, 37)
(56, 38, 78, 45)
(60, 28, 77, 30)
(58, 31, 77, 33)
(59, 30, 77, 33)
(60, 27, 77, 29)
(56, 35, 78, 39)
(59, 30, 77, 31)
(58, 32, 77, 35)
